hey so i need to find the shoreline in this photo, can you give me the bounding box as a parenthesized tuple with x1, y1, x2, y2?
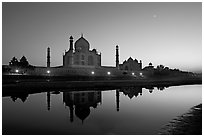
(159, 104, 202, 135)
(3, 78, 201, 91)
(2, 79, 201, 98)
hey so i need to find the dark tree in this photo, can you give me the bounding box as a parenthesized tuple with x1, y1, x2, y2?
(20, 56, 29, 67)
(154, 64, 170, 76)
(156, 65, 165, 70)
(9, 57, 19, 66)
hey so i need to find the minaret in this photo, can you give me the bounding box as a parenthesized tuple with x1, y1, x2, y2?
(116, 45, 119, 69)
(69, 36, 74, 51)
(47, 92, 51, 111)
(116, 89, 120, 111)
(47, 47, 50, 68)
(139, 60, 142, 70)
(70, 104, 74, 122)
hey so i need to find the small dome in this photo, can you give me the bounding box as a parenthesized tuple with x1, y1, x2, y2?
(70, 36, 73, 39)
(92, 49, 97, 53)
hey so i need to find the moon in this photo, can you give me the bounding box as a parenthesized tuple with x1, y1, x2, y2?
(153, 14, 157, 18)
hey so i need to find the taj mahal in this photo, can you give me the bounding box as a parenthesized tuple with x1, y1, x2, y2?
(62, 35, 101, 68)
(6, 34, 144, 77)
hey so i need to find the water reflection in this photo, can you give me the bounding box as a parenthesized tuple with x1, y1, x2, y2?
(6, 85, 169, 122)
(7, 86, 168, 105)
(2, 85, 202, 135)
(10, 93, 29, 102)
(47, 92, 51, 111)
(63, 91, 102, 123)
(119, 86, 143, 99)
(144, 85, 169, 93)
(116, 90, 119, 111)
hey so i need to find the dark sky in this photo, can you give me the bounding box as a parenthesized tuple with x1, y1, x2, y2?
(2, 2, 202, 72)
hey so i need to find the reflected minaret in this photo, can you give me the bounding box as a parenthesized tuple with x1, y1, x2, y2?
(116, 89, 120, 111)
(47, 92, 51, 111)
(47, 47, 50, 68)
(69, 104, 74, 122)
(116, 45, 119, 69)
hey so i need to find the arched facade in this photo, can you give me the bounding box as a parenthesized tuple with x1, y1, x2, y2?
(88, 55, 94, 65)
(63, 35, 101, 68)
(119, 57, 142, 71)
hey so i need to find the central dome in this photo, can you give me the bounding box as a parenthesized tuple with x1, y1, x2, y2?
(74, 36, 90, 52)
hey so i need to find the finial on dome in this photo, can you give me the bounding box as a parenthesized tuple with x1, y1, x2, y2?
(81, 33, 83, 38)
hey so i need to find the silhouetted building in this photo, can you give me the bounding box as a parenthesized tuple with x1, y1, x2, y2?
(63, 35, 101, 68)
(142, 62, 155, 77)
(119, 57, 142, 71)
(4, 34, 146, 77)
(63, 91, 101, 123)
(143, 62, 154, 71)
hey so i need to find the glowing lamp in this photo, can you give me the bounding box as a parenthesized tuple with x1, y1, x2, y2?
(91, 71, 95, 75)
(47, 70, 50, 74)
(15, 69, 19, 73)
(107, 72, 111, 75)
(132, 72, 135, 75)
(139, 72, 143, 76)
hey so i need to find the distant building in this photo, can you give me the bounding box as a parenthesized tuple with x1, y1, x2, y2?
(63, 35, 101, 68)
(119, 57, 142, 71)
(143, 62, 154, 70)
(142, 62, 155, 77)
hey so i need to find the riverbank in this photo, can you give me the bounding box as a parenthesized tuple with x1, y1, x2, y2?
(3, 78, 201, 91)
(159, 104, 202, 135)
(2, 74, 201, 96)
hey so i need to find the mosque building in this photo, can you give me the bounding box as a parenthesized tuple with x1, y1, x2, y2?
(63, 35, 101, 68)
(6, 34, 143, 77)
(119, 57, 142, 71)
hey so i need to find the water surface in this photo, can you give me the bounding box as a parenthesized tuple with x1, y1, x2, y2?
(2, 85, 201, 135)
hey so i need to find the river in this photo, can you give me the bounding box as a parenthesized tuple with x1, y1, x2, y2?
(2, 84, 201, 135)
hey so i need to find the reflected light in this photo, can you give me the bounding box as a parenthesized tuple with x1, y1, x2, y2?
(47, 70, 50, 74)
(91, 71, 95, 75)
(107, 72, 111, 75)
(15, 69, 19, 73)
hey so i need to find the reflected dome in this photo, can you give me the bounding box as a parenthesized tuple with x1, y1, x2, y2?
(75, 106, 90, 122)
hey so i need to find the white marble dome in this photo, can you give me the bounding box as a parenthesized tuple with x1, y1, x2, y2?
(74, 36, 90, 52)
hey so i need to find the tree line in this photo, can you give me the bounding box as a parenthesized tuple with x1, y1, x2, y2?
(8, 56, 35, 69)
